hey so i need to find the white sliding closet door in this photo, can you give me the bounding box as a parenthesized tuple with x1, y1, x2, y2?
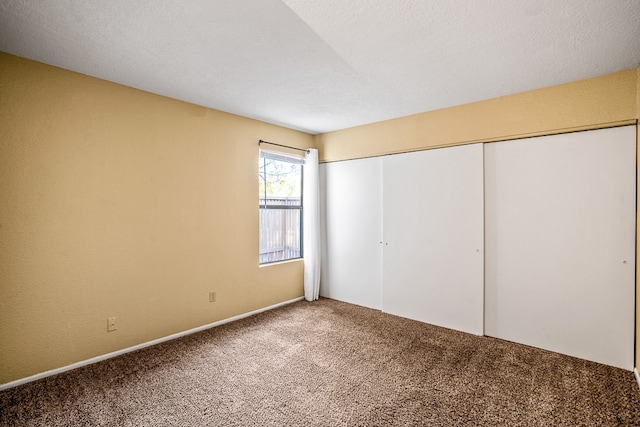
(484, 126, 636, 370)
(320, 157, 383, 309)
(382, 144, 484, 335)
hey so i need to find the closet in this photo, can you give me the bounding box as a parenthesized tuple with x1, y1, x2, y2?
(319, 125, 636, 370)
(320, 156, 383, 310)
(382, 145, 484, 335)
(320, 144, 484, 335)
(484, 126, 636, 370)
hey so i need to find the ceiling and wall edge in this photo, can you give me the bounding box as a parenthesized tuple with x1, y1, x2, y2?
(3, 50, 636, 162)
(315, 67, 639, 163)
(0, 51, 314, 153)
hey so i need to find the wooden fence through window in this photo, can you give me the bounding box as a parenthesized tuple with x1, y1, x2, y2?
(259, 197, 301, 263)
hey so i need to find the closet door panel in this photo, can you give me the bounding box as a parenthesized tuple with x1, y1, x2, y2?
(320, 157, 383, 309)
(484, 126, 636, 370)
(382, 144, 484, 335)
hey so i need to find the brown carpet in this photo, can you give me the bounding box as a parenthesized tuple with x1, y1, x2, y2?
(1, 298, 639, 426)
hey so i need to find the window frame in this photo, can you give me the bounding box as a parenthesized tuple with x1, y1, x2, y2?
(259, 149, 304, 265)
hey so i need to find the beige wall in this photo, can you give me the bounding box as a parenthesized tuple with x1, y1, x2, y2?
(2, 50, 639, 385)
(0, 53, 313, 384)
(318, 68, 640, 372)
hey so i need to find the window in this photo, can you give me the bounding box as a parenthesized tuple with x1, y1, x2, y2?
(259, 150, 303, 264)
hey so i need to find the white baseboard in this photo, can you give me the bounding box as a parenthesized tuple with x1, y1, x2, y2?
(0, 296, 304, 391)
(635, 368, 640, 391)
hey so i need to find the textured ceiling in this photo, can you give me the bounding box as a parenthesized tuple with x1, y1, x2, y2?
(1, 0, 639, 134)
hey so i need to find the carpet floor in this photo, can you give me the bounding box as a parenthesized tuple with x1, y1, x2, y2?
(1, 298, 639, 426)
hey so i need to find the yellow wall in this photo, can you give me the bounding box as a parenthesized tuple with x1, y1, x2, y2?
(2, 50, 639, 385)
(318, 68, 640, 372)
(0, 52, 313, 385)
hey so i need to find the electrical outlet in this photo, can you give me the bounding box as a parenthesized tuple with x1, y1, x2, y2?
(209, 291, 216, 303)
(107, 317, 117, 332)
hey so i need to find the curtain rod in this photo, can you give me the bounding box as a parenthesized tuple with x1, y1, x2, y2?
(259, 139, 310, 154)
